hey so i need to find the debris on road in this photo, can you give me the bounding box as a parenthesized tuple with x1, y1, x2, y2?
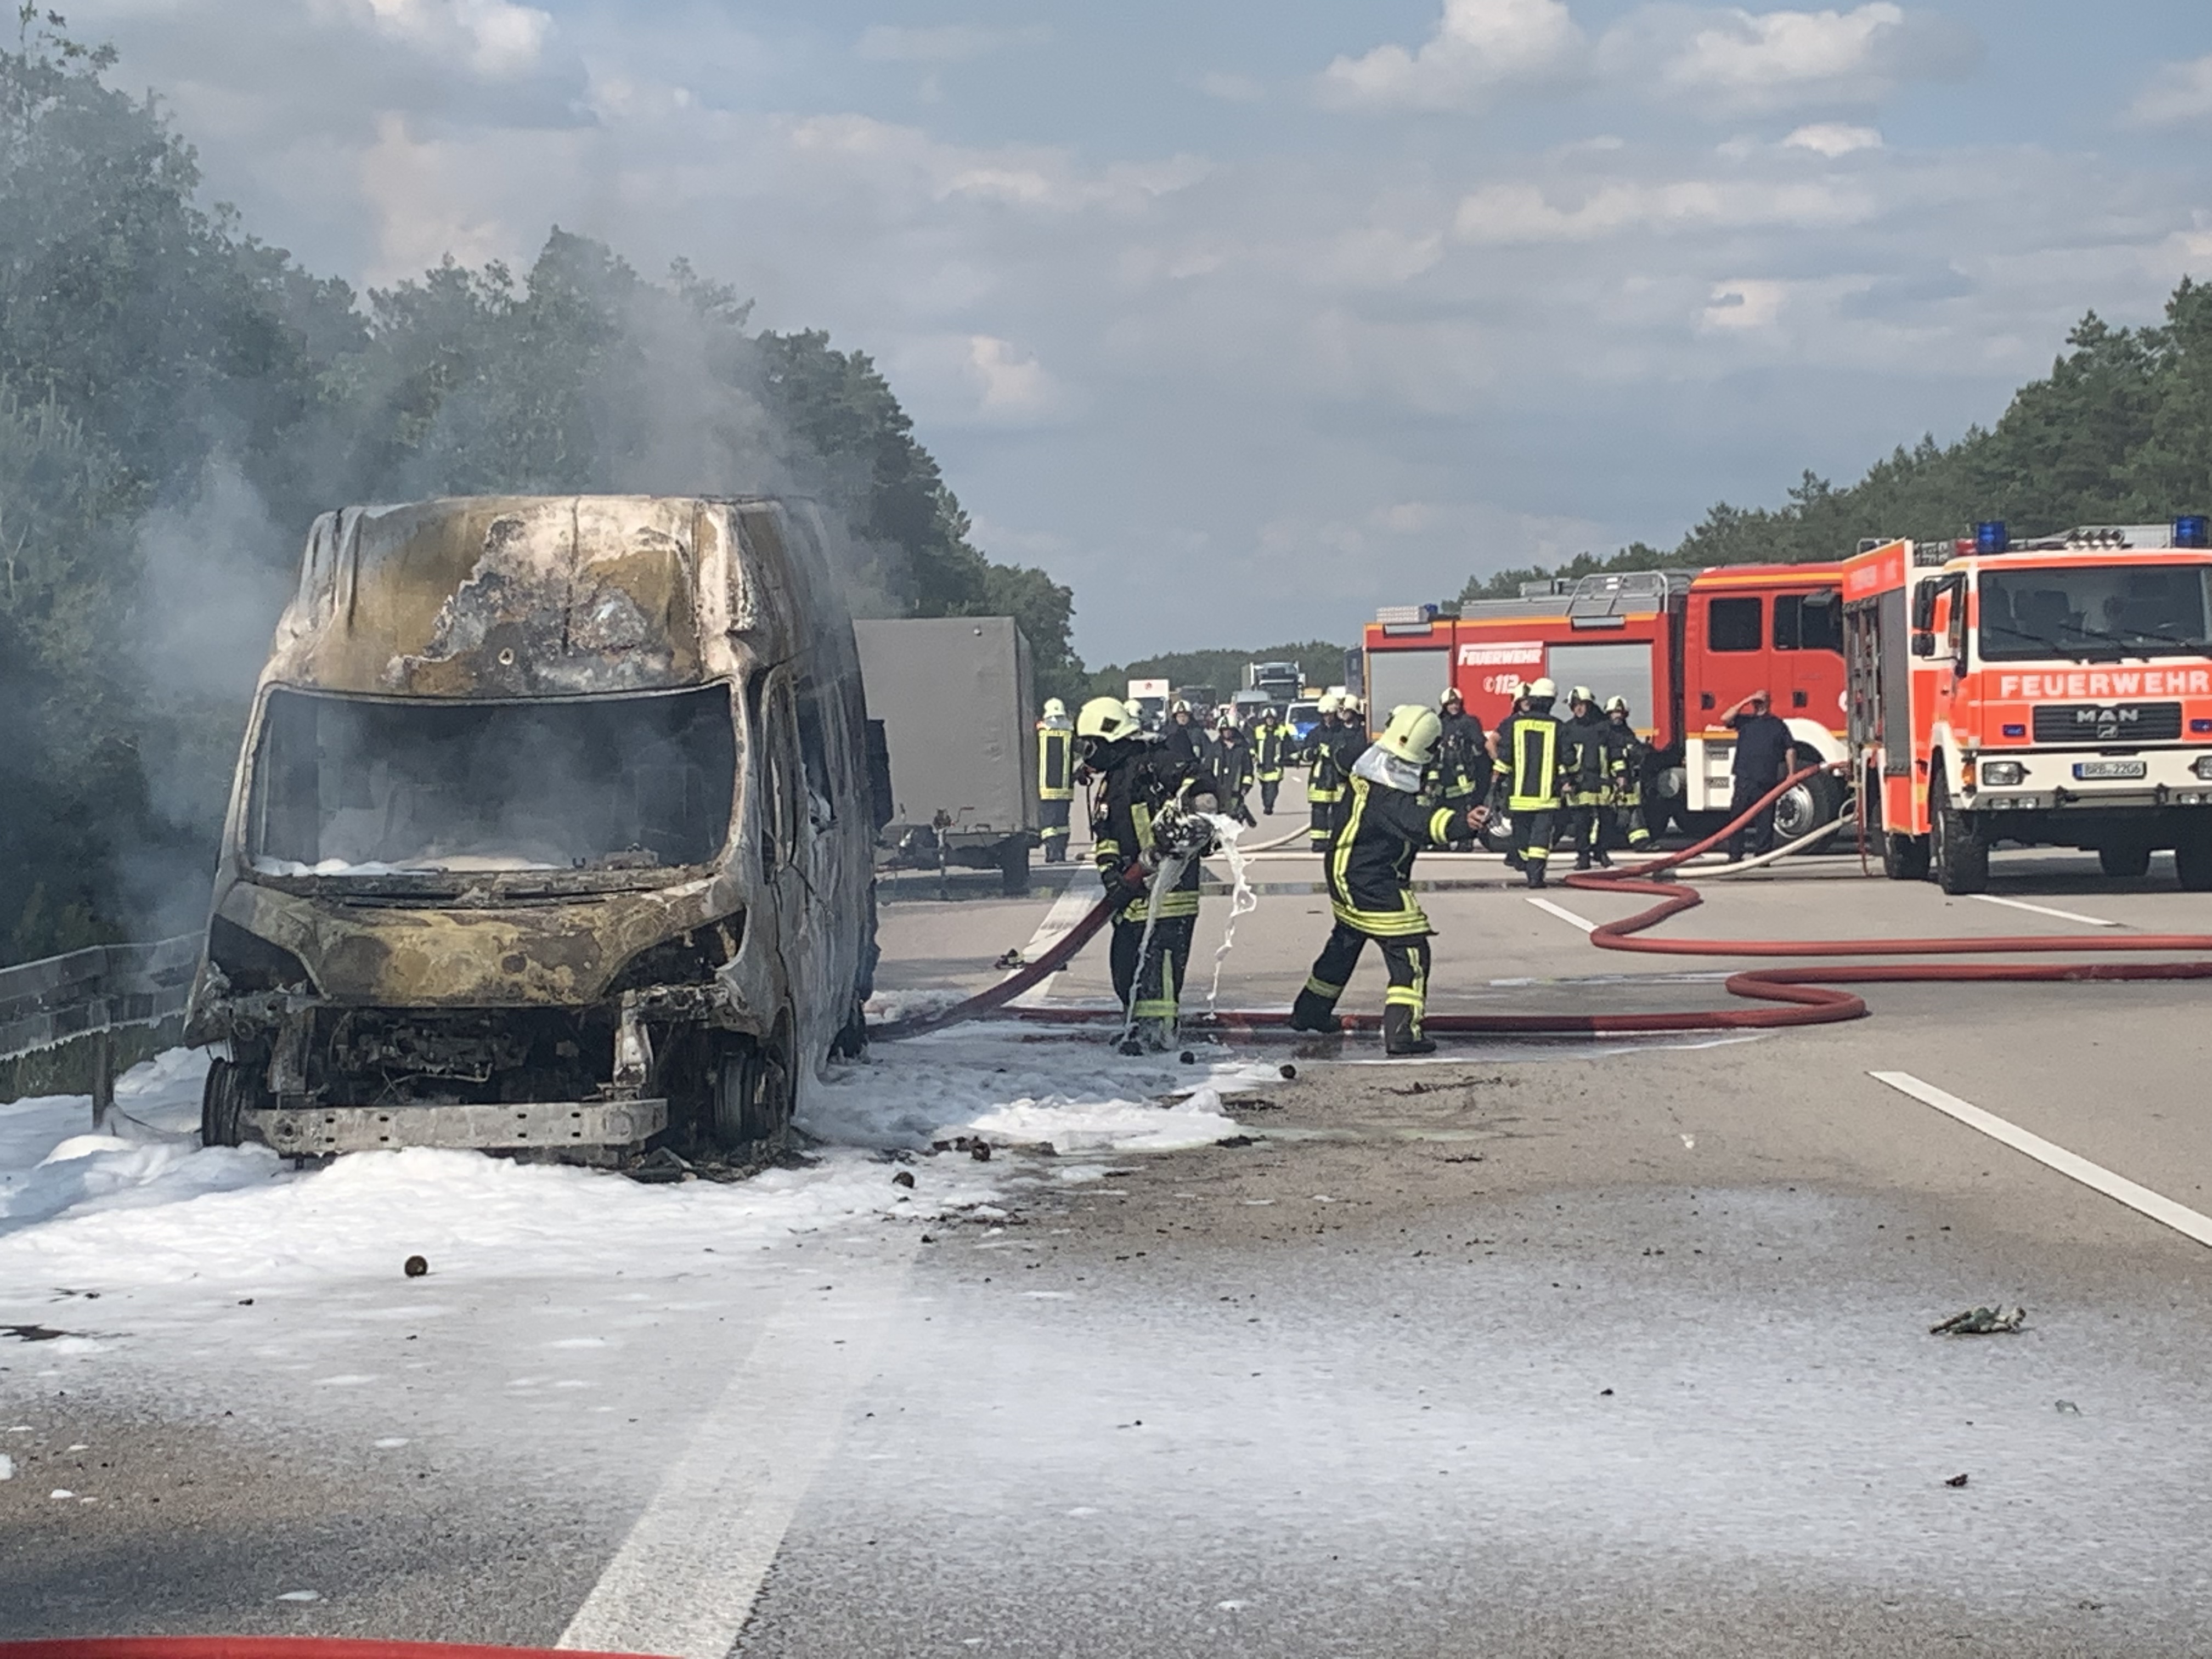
(891, 1169, 917, 1189)
(1929, 1305, 2026, 1335)
(4, 1325, 70, 1342)
(1945, 1473, 1970, 1488)
(2055, 1399, 2081, 1414)
(626, 1147, 694, 1185)
(402, 1255, 430, 1279)
(994, 949, 1026, 969)
(1215, 1135, 1257, 1148)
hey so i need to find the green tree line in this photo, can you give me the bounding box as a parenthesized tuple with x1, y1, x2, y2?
(1463, 294, 2212, 601)
(0, 14, 1080, 963)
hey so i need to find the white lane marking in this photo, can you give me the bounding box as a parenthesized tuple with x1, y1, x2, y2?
(1525, 896, 1598, 934)
(1970, 893, 2121, 928)
(557, 1246, 916, 1657)
(1010, 877, 1101, 1007)
(1870, 1071, 2212, 1250)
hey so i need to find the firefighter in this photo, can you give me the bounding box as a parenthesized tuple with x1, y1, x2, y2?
(1075, 696, 1224, 1054)
(1289, 705, 1488, 1056)
(1250, 706, 1290, 815)
(1498, 678, 1567, 887)
(1304, 693, 1347, 851)
(1434, 686, 1489, 810)
(1562, 686, 1611, 871)
(1723, 689, 1794, 861)
(1035, 697, 1075, 864)
(1600, 695, 1653, 853)
(1164, 698, 1202, 765)
(1213, 718, 1258, 825)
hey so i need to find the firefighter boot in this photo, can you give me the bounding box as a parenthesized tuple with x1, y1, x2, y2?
(1288, 985, 1344, 1035)
(1383, 1003, 1436, 1057)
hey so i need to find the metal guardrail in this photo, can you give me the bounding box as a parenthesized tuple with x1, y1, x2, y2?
(0, 934, 200, 1121)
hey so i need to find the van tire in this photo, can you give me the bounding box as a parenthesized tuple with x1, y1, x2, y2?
(201, 1057, 268, 1148)
(710, 1028, 793, 1151)
(1930, 772, 1988, 895)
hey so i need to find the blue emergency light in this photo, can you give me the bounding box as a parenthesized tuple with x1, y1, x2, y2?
(1974, 520, 2009, 554)
(2175, 515, 2209, 549)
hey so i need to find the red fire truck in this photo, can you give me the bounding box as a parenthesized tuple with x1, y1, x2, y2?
(1362, 562, 1851, 843)
(1842, 519, 2212, 893)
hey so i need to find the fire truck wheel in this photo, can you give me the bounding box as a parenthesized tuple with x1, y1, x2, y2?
(1929, 771, 1989, 895)
(2176, 830, 2212, 891)
(1881, 832, 1930, 882)
(2097, 843, 2152, 880)
(1772, 756, 1842, 845)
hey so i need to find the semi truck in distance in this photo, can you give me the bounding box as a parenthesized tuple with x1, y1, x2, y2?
(854, 617, 1040, 896)
(185, 494, 878, 1160)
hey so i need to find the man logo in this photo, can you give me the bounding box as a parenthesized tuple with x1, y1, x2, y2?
(2072, 705, 2141, 742)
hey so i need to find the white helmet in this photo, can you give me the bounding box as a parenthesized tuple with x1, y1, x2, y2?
(1076, 696, 1140, 745)
(1043, 697, 1068, 720)
(1318, 691, 1342, 715)
(1340, 695, 1364, 717)
(1605, 695, 1629, 715)
(1526, 676, 1558, 700)
(1379, 705, 1443, 765)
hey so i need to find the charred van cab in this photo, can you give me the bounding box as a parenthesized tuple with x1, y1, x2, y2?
(184, 495, 878, 1159)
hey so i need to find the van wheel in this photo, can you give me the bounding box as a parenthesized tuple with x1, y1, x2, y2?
(710, 1029, 793, 1151)
(2176, 827, 2212, 890)
(1930, 772, 1988, 895)
(2098, 843, 2152, 879)
(201, 1057, 269, 1148)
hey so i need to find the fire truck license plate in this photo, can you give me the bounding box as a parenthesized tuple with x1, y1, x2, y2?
(2072, 759, 2147, 780)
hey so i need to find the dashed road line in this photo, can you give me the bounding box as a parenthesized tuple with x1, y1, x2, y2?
(1969, 893, 2121, 928)
(557, 1244, 917, 1657)
(1870, 1070, 2212, 1250)
(1525, 896, 1598, 934)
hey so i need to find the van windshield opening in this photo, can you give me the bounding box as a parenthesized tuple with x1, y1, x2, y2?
(1979, 563, 2212, 662)
(250, 685, 737, 875)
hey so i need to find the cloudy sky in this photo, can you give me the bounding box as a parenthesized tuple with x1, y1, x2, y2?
(70, 0, 2212, 661)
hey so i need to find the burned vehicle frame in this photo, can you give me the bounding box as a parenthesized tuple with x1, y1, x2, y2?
(184, 495, 879, 1159)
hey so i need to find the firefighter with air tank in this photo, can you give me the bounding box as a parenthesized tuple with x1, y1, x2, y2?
(1497, 677, 1567, 887)
(1562, 686, 1612, 871)
(1289, 705, 1488, 1056)
(1074, 696, 1226, 1055)
(1599, 695, 1652, 853)
(1250, 706, 1291, 815)
(1304, 692, 1348, 850)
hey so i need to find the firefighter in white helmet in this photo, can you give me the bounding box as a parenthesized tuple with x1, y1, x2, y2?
(1289, 705, 1487, 1055)
(1600, 695, 1652, 853)
(1036, 697, 1075, 864)
(1435, 685, 1489, 810)
(1497, 677, 1567, 887)
(1302, 692, 1348, 852)
(1074, 696, 1224, 1053)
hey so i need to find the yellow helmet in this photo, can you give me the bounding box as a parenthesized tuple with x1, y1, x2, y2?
(1043, 697, 1068, 720)
(1076, 696, 1141, 744)
(1378, 704, 1443, 765)
(1317, 691, 1342, 714)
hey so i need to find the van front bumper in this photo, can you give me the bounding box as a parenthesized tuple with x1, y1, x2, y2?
(246, 1098, 667, 1154)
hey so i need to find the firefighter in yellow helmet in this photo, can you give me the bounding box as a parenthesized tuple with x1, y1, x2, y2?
(1289, 705, 1487, 1055)
(1036, 697, 1075, 864)
(1075, 696, 1224, 1053)
(1498, 677, 1567, 887)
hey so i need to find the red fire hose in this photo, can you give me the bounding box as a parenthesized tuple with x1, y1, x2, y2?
(878, 766, 2212, 1041)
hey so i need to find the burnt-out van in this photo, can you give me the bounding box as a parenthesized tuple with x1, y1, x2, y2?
(183, 495, 878, 1159)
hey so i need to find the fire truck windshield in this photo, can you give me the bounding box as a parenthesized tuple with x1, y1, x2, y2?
(1978, 563, 2212, 662)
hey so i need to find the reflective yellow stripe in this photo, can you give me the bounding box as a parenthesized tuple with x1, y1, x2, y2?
(1304, 975, 1343, 997)
(1330, 900, 1431, 937)
(1426, 808, 1457, 843)
(1385, 987, 1423, 1007)
(1132, 999, 1177, 1018)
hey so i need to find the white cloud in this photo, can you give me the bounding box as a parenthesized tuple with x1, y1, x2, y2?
(1453, 176, 1872, 244)
(346, 0, 551, 78)
(1783, 122, 1882, 156)
(1199, 70, 1266, 104)
(1701, 278, 1788, 329)
(2131, 54, 2212, 126)
(1606, 2, 1975, 114)
(856, 24, 1046, 65)
(1318, 0, 1584, 113)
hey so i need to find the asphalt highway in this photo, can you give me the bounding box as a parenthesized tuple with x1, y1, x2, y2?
(6, 779, 2211, 1657)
